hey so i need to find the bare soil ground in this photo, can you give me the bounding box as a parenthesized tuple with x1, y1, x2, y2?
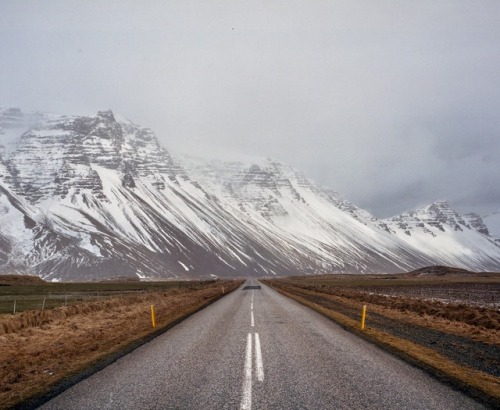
(0, 280, 242, 409)
(262, 271, 500, 408)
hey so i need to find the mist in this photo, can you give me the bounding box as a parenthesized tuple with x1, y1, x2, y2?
(1, 1, 499, 219)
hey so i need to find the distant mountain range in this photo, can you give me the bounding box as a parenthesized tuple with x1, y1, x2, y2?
(1, 108, 499, 281)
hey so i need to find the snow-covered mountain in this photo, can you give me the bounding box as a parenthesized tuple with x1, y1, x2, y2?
(1, 108, 499, 281)
(382, 202, 500, 269)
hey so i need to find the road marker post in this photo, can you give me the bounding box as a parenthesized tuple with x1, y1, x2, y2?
(360, 304, 367, 330)
(150, 305, 156, 328)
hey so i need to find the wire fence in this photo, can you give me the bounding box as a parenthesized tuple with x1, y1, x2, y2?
(0, 290, 146, 314)
(0, 280, 216, 315)
(353, 286, 499, 309)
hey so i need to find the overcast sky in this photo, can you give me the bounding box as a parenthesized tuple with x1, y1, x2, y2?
(1, 1, 499, 218)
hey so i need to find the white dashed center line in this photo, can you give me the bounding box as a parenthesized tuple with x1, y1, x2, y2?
(241, 333, 253, 410)
(240, 333, 265, 410)
(255, 333, 264, 382)
(241, 289, 264, 409)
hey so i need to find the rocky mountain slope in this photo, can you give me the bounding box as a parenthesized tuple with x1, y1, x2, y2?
(483, 211, 500, 244)
(1, 108, 499, 280)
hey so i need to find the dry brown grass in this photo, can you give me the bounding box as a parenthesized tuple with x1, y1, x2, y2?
(0, 280, 242, 409)
(264, 280, 500, 408)
(290, 286, 500, 344)
(325, 287, 499, 330)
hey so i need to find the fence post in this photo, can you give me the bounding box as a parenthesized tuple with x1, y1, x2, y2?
(41, 297, 46, 311)
(13, 299, 16, 314)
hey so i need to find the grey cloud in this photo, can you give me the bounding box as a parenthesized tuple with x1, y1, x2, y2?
(1, 0, 499, 222)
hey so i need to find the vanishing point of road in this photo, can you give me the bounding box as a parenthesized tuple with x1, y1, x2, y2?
(40, 280, 485, 409)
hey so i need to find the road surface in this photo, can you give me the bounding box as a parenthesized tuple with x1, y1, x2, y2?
(40, 280, 485, 409)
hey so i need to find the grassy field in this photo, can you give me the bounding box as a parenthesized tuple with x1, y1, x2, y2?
(0, 275, 219, 314)
(262, 271, 500, 408)
(0, 277, 243, 408)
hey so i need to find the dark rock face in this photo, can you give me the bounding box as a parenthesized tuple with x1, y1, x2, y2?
(0, 233, 11, 268)
(121, 173, 136, 188)
(1, 110, 182, 204)
(464, 213, 489, 236)
(427, 201, 465, 231)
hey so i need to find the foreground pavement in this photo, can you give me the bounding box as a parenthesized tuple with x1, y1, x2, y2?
(41, 280, 484, 409)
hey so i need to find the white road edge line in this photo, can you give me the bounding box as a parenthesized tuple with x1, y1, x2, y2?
(240, 333, 253, 410)
(255, 333, 264, 382)
(251, 311, 255, 327)
(251, 302, 253, 310)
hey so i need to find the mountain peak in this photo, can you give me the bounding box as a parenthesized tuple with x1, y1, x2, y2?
(386, 200, 493, 238)
(428, 200, 451, 210)
(96, 110, 116, 122)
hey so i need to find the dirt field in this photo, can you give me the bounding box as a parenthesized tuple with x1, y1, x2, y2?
(0, 279, 242, 409)
(262, 271, 500, 408)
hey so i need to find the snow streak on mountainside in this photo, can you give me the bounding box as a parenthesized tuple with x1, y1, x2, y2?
(0, 108, 499, 280)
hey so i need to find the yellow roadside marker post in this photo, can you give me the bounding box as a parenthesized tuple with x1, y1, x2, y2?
(151, 305, 156, 328)
(360, 304, 367, 330)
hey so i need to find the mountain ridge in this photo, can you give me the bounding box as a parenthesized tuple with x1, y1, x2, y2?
(1, 108, 499, 280)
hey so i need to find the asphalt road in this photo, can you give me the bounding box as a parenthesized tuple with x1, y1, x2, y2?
(40, 280, 485, 409)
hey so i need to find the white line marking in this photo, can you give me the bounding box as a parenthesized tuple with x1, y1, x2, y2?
(251, 294, 254, 303)
(251, 311, 255, 327)
(250, 302, 253, 310)
(255, 333, 264, 382)
(240, 333, 253, 410)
